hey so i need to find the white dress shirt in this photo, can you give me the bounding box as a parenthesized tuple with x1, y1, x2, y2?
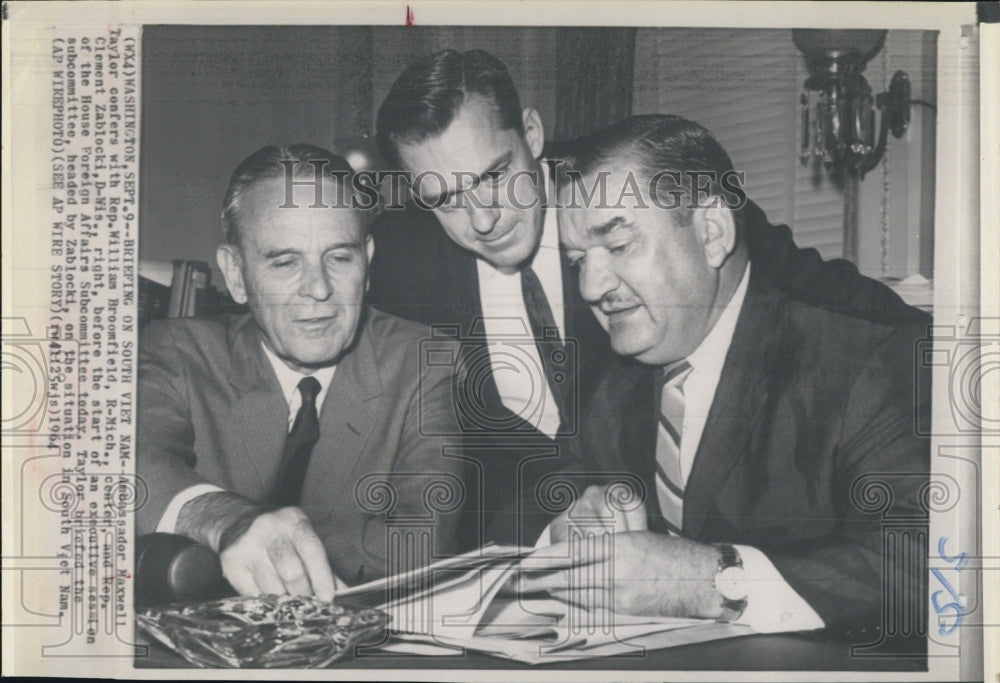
(476, 174, 564, 438)
(675, 262, 823, 633)
(537, 262, 823, 634)
(154, 342, 336, 533)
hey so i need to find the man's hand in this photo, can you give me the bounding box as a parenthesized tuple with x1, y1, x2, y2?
(518, 530, 723, 619)
(218, 506, 337, 600)
(549, 483, 647, 544)
(177, 492, 337, 600)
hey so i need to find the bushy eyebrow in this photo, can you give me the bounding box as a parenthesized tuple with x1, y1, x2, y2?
(261, 242, 361, 259)
(588, 216, 634, 238)
(423, 151, 514, 204)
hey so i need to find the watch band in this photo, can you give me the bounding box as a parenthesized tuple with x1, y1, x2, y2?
(714, 544, 748, 622)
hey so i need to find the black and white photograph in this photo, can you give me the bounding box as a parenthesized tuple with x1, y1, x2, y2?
(1, 2, 995, 680)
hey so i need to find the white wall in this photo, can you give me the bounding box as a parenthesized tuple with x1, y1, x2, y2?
(856, 31, 937, 279)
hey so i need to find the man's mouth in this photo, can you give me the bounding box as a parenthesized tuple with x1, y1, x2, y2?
(478, 225, 516, 245)
(601, 304, 641, 321)
(296, 314, 337, 325)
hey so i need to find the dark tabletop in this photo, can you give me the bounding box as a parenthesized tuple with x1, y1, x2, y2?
(134, 629, 926, 672)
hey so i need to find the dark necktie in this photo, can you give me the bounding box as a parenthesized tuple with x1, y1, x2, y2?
(654, 360, 692, 535)
(274, 376, 321, 507)
(520, 265, 570, 429)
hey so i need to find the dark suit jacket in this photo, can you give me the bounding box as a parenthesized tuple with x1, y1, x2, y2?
(367, 197, 927, 545)
(368, 202, 615, 544)
(574, 266, 931, 636)
(136, 308, 470, 584)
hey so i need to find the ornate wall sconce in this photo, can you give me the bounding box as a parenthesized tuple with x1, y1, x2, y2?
(794, 29, 911, 180)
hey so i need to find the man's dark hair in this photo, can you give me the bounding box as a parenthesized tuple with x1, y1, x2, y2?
(221, 143, 358, 245)
(562, 114, 747, 231)
(375, 49, 525, 168)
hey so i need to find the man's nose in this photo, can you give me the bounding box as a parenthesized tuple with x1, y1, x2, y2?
(467, 203, 501, 235)
(300, 262, 333, 300)
(578, 255, 618, 305)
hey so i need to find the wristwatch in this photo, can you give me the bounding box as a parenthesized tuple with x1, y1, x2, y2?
(713, 544, 748, 622)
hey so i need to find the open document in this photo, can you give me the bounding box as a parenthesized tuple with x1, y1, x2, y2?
(333, 545, 753, 664)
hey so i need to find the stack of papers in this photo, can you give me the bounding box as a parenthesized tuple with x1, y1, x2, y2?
(334, 545, 753, 664)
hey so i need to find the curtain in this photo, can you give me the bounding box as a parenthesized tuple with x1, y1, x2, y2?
(140, 26, 374, 270)
(554, 28, 637, 141)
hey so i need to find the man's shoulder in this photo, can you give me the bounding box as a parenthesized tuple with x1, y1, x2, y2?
(769, 283, 928, 389)
(363, 306, 434, 346)
(143, 314, 245, 341)
(368, 203, 478, 323)
(360, 307, 457, 388)
(371, 202, 452, 264)
(778, 281, 927, 350)
(139, 314, 248, 364)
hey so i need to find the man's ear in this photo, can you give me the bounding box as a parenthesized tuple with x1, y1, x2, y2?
(216, 243, 248, 304)
(696, 205, 737, 269)
(522, 107, 545, 160)
(364, 233, 375, 292)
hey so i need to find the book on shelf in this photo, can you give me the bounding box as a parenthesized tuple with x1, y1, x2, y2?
(166, 260, 211, 318)
(138, 276, 171, 330)
(183, 261, 210, 317)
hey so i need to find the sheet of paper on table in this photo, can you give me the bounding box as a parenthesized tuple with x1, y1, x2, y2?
(334, 544, 755, 664)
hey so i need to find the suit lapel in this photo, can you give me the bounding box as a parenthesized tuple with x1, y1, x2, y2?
(226, 315, 289, 496)
(683, 272, 784, 540)
(441, 236, 485, 336)
(304, 313, 384, 506)
(620, 364, 659, 515)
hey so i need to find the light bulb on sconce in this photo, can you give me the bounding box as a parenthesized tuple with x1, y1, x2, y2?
(332, 134, 382, 173)
(793, 29, 911, 179)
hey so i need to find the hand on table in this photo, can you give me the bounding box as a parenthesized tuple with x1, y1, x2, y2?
(549, 483, 648, 544)
(518, 530, 723, 620)
(219, 506, 337, 600)
(177, 491, 337, 600)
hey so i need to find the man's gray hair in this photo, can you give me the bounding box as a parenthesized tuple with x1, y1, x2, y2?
(221, 143, 360, 245)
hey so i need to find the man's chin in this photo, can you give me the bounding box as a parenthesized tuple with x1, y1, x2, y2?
(475, 243, 531, 269)
(610, 338, 648, 362)
(610, 337, 675, 367)
(283, 342, 352, 371)
(472, 225, 540, 268)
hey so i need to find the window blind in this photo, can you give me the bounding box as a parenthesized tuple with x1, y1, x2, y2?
(633, 28, 844, 259)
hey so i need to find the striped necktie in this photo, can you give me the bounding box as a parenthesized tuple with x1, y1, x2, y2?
(654, 360, 693, 535)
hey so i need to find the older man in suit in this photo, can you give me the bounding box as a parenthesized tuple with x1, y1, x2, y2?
(137, 144, 468, 599)
(369, 49, 926, 546)
(517, 115, 930, 642)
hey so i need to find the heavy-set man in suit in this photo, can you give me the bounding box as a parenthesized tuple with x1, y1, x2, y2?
(136, 145, 469, 599)
(369, 49, 926, 544)
(518, 115, 930, 640)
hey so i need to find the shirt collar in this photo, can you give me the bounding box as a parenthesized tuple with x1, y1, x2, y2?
(680, 261, 752, 378)
(260, 341, 337, 407)
(539, 172, 559, 253)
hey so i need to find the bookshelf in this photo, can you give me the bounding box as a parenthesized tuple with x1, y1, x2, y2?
(138, 259, 248, 331)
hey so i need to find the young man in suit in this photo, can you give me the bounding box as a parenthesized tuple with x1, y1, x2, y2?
(137, 145, 469, 599)
(518, 115, 929, 640)
(370, 49, 926, 546)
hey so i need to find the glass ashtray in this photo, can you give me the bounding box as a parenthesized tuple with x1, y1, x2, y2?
(137, 594, 389, 668)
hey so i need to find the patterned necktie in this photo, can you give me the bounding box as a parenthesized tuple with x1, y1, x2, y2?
(654, 361, 693, 535)
(520, 264, 569, 428)
(274, 376, 322, 508)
